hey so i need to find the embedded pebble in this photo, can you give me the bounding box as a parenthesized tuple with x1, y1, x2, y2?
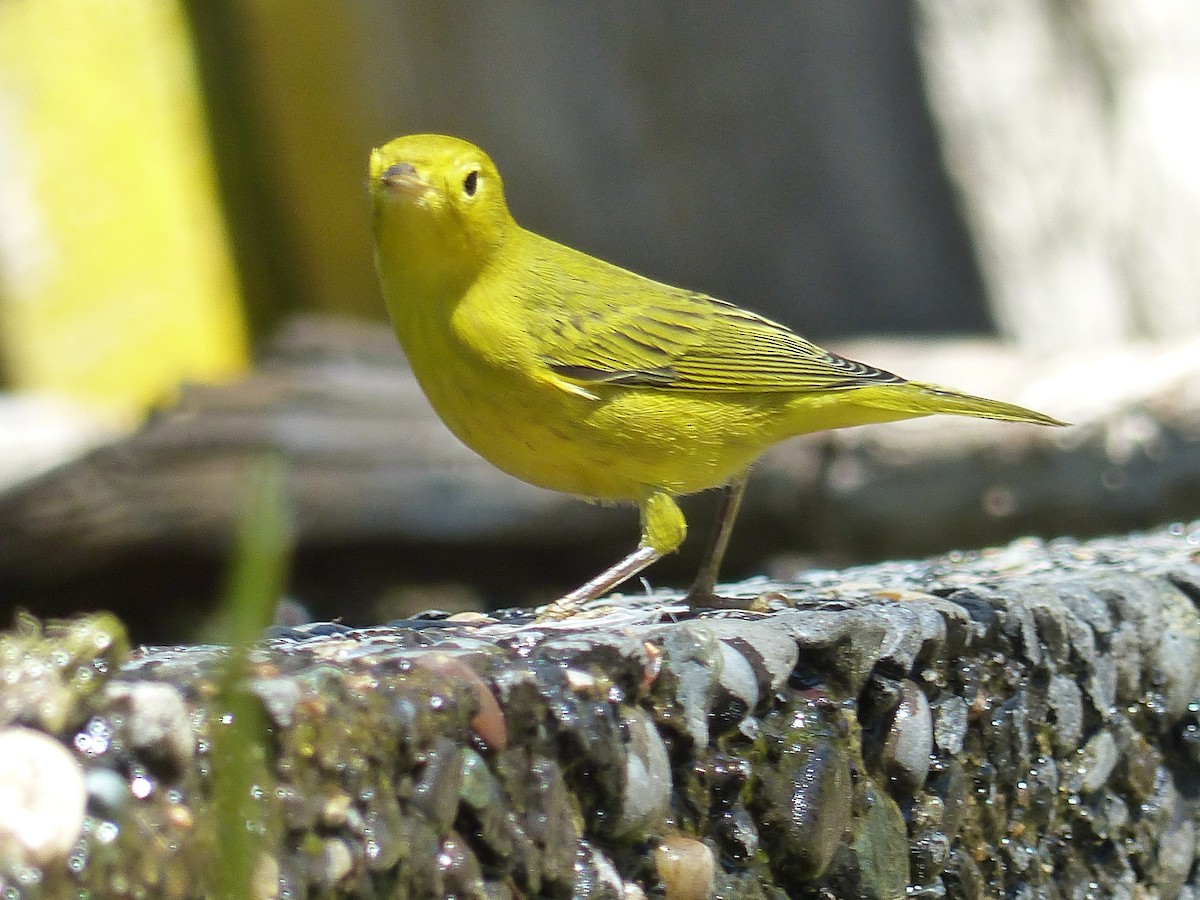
(250, 677, 302, 728)
(944, 847, 986, 899)
(311, 837, 354, 889)
(1156, 818, 1197, 899)
(989, 695, 1031, 786)
(362, 797, 404, 872)
(528, 655, 628, 815)
(84, 766, 130, 817)
(916, 594, 974, 657)
(711, 642, 757, 734)
(714, 805, 759, 867)
(869, 602, 929, 673)
(412, 653, 508, 751)
(700, 618, 799, 693)
(535, 631, 649, 679)
(654, 834, 715, 900)
(411, 737, 463, 834)
(774, 607, 888, 693)
(617, 707, 671, 837)
(0, 726, 87, 868)
(458, 746, 498, 811)
(909, 800, 951, 886)
(880, 679, 932, 796)
(319, 792, 353, 829)
(1046, 674, 1084, 754)
(1028, 752, 1059, 823)
(930, 695, 968, 756)
(437, 831, 485, 899)
(252, 852, 281, 899)
(400, 817, 441, 897)
(848, 779, 910, 899)
(573, 842, 627, 899)
(522, 756, 579, 889)
(1110, 621, 1143, 706)
(660, 625, 721, 749)
(894, 600, 948, 668)
(753, 696, 851, 881)
(1025, 586, 1097, 668)
(1079, 729, 1120, 793)
(1119, 731, 1162, 802)
(929, 759, 969, 842)
(103, 682, 194, 769)
(1086, 651, 1119, 718)
(274, 782, 318, 833)
(1153, 587, 1200, 717)
(458, 747, 515, 859)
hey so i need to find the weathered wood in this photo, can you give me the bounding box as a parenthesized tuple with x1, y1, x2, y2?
(1, 317, 1198, 638)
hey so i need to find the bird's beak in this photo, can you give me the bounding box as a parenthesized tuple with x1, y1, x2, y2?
(375, 156, 430, 200)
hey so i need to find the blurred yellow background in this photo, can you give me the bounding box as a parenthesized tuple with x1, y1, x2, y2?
(1, 0, 1198, 456)
(0, 0, 247, 423)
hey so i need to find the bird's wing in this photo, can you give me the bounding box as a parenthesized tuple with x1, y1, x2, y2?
(533, 279, 903, 394)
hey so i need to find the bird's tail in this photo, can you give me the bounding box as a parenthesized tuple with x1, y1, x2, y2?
(878, 380, 1068, 427)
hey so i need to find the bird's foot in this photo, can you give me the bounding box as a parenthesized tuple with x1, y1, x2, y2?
(684, 585, 763, 612)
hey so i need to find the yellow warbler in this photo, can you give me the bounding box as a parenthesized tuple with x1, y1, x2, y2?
(369, 134, 1064, 614)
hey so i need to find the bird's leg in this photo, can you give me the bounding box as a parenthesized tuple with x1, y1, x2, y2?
(541, 546, 660, 616)
(687, 472, 750, 607)
(538, 491, 686, 620)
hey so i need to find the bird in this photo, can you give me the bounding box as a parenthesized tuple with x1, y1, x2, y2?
(368, 133, 1064, 616)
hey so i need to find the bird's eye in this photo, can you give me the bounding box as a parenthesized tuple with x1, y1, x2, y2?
(463, 170, 479, 197)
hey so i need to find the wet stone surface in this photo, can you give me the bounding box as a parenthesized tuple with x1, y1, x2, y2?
(2, 522, 1200, 897)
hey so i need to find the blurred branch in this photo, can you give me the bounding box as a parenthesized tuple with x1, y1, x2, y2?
(2, 317, 1196, 640)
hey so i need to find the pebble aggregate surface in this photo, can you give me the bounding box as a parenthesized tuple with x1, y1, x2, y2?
(1, 522, 1200, 897)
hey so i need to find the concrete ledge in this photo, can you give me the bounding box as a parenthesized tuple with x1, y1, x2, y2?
(2, 522, 1199, 897)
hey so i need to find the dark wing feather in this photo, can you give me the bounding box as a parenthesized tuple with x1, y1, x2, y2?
(533, 272, 903, 394)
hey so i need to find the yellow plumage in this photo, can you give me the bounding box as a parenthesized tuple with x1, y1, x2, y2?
(369, 134, 1064, 611)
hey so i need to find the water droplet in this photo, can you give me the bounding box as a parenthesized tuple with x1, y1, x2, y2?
(74, 719, 112, 756)
(129, 775, 153, 800)
(94, 821, 119, 845)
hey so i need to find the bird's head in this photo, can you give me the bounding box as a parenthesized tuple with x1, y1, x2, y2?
(370, 134, 514, 289)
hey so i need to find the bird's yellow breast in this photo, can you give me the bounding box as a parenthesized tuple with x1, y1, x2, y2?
(390, 290, 770, 500)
